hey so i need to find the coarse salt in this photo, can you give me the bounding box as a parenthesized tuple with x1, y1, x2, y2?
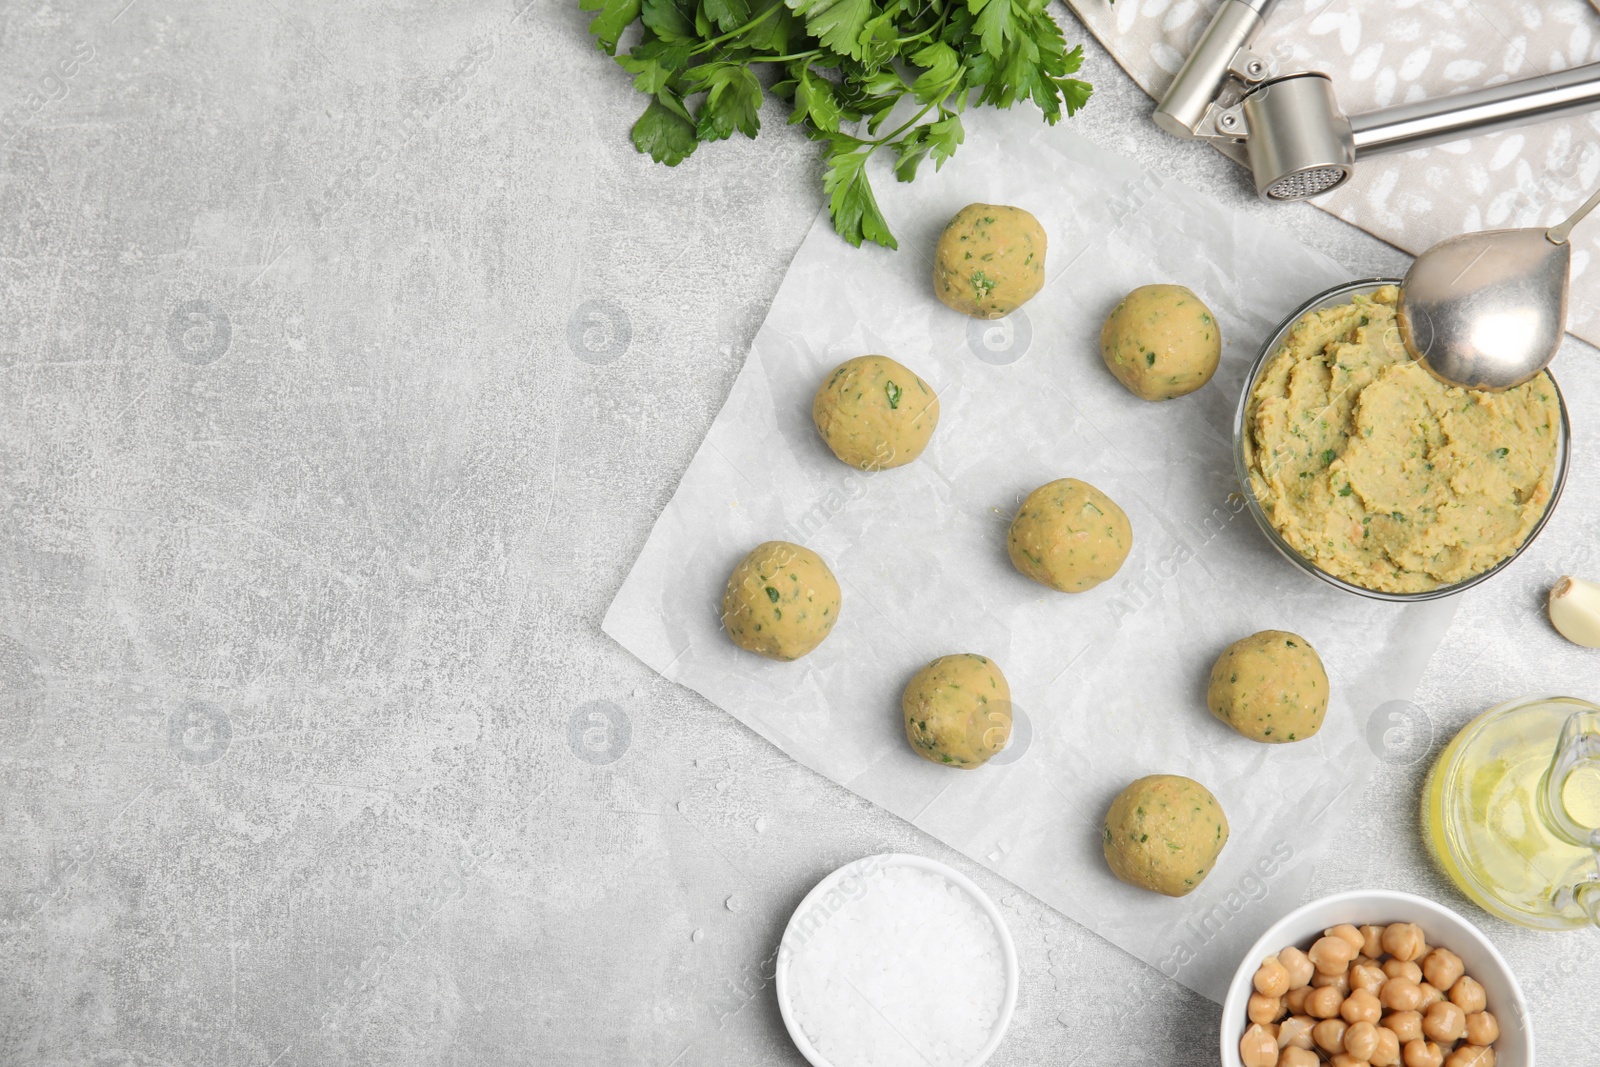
(785, 863, 1007, 1067)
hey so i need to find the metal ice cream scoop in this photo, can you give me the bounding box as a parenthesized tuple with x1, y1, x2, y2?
(1398, 187, 1600, 391)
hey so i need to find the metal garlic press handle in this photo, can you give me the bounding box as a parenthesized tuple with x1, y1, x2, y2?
(1353, 62, 1600, 157)
(1156, 3, 1600, 202)
(1153, 0, 1281, 139)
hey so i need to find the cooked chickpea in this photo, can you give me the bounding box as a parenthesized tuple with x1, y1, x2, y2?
(1278, 945, 1315, 990)
(1280, 1049, 1319, 1067)
(1448, 976, 1486, 1015)
(1256, 956, 1292, 998)
(1307, 986, 1345, 1019)
(1382, 923, 1427, 962)
(1278, 1015, 1315, 1051)
(1383, 1011, 1424, 1043)
(1380, 977, 1424, 1013)
(1345, 1021, 1381, 1061)
(1313, 969, 1352, 995)
(1250, 992, 1285, 1024)
(1247, 924, 1497, 1067)
(1314, 1018, 1349, 1055)
(1384, 959, 1423, 983)
(1403, 1039, 1444, 1067)
(1371, 1027, 1402, 1067)
(1421, 948, 1464, 991)
(1241, 1023, 1280, 1067)
(1443, 1045, 1495, 1067)
(1422, 1001, 1465, 1043)
(1351, 963, 1386, 996)
(1463, 1011, 1498, 1046)
(1310, 935, 1358, 974)
(1326, 924, 1366, 954)
(1342, 989, 1382, 1025)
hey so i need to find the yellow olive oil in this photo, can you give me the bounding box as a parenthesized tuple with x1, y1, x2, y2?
(1423, 696, 1600, 931)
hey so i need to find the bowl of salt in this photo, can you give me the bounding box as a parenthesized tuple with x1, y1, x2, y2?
(774, 853, 1019, 1067)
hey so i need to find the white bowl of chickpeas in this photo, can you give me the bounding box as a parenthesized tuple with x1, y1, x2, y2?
(1220, 890, 1530, 1067)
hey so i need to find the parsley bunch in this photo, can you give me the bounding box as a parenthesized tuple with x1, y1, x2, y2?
(580, 0, 1094, 249)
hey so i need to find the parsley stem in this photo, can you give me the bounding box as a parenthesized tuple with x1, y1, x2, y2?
(691, 4, 782, 55)
(891, 6, 952, 45)
(751, 50, 823, 64)
(861, 72, 963, 150)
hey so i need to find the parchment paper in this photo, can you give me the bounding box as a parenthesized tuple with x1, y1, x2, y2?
(603, 107, 1459, 1001)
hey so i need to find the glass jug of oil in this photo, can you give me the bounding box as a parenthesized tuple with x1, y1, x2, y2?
(1423, 695, 1600, 930)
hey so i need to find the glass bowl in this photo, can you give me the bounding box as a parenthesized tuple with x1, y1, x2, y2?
(1232, 278, 1572, 602)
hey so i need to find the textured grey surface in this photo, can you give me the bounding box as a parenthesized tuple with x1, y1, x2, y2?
(0, 3, 1595, 1065)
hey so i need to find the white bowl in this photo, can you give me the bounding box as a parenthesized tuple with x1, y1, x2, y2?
(1219, 889, 1532, 1066)
(774, 853, 1020, 1067)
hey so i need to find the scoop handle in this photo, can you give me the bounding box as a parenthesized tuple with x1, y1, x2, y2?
(1547, 185, 1600, 245)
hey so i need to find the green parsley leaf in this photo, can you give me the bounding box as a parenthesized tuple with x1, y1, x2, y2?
(585, 0, 1094, 248)
(640, 0, 696, 41)
(616, 40, 692, 94)
(580, 0, 644, 54)
(702, 0, 752, 33)
(891, 114, 962, 182)
(789, 0, 875, 61)
(968, 0, 1016, 58)
(823, 139, 897, 250)
(789, 66, 842, 133)
(910, 42, 961, 105)
(741, 5, 795, 52)
(632, 95, 699, 164)
(691, 63, 763, 140)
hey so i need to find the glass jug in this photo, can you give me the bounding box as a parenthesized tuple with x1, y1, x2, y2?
(1423, 695, 1600, 930)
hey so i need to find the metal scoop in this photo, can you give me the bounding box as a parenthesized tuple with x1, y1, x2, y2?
(1399, 187, 1600, 391)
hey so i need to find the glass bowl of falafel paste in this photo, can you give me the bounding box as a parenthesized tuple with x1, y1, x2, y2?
(1234, 279, 1570, 602)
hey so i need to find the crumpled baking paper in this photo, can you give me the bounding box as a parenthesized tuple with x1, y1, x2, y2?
(603, 106, 1459, 1001)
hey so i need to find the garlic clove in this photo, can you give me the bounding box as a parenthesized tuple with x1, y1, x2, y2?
(1548, 576, 1600, 649)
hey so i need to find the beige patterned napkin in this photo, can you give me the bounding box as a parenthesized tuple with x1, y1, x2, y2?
(1067, 0, 1600, 345)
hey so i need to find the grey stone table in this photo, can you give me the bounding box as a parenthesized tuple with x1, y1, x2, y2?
(1, 3, 1595, 1065)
